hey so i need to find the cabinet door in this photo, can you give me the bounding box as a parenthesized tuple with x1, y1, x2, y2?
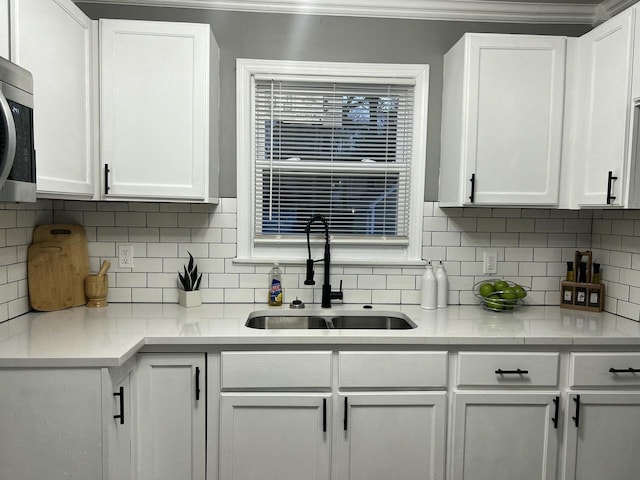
(0, 0, 8, 59)
(0, 368, 104, 480)
(10, 0, 96, 198)
(563, 392, 640, 480)
(450, 392, 560, 480)
(336, 392, 446, 480)
(575, 9, 634, 207)
(219, 393, 331, 480)
(107, 368, 134, 480)
(464, 35, 565, 206)
(136, 353, 206, 480)
(100, 19, 210, 202)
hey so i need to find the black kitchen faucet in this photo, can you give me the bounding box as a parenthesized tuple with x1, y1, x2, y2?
(304, 214, 343, 308)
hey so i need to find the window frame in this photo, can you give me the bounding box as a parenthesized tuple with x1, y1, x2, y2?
(236, 59, 429, 265)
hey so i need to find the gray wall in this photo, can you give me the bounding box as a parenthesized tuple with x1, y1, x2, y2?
(77, 4, 589, 200)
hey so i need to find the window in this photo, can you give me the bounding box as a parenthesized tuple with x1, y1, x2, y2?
(236, 59, 429, 264)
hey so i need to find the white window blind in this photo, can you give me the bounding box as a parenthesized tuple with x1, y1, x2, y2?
(253, 78, 415, 243)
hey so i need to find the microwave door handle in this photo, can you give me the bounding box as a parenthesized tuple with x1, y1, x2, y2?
(0, 90, 17, 187)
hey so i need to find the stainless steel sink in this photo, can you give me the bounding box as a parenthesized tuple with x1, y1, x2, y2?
(245, 310, 416, 330)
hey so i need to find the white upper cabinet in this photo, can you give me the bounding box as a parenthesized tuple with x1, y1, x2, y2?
(10, 0, 96, 198)
(439, 33, 566, 207)
(0, 0, 8, 59)
(100, 19, 219, 203)
(567, 8, 636, 208)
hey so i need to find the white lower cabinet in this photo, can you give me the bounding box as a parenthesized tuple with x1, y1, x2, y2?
(562, 353, 640, 480)
(562, 392, 640, 480)
(450, 352, 561, 480)
(218, 350, 447, 480)
(0, 365, 134, 480)
(107, 364, 135, 480)
(220, 393, 332, 480)
(450, 392, 560, 480)
(337, 392, 446, 480)
(0, 368, 104, 480)
(136, 353, 206, 480)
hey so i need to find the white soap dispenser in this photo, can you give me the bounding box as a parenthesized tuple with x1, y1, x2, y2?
(420, 260, 437, 310)
(435, 259, 448, 308)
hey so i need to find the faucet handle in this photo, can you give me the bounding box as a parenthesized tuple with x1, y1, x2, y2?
(304, 259, 316, 285)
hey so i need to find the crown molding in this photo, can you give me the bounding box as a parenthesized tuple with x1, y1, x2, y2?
(75, 0, 632, 24)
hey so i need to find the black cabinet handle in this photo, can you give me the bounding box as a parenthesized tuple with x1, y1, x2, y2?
(606, 171, 618, 204)
(344, 397, 348, 431)
(469, 174, 476, 203)
(495, 368, 529, 375)
(195, 366, 201, 401)
(609, 367, 640, 374)
(552, 396, 559, 429)
(104, 164, 111, 194)
(322, 398, 327, 433)
(572, 394, 581, 428)
(113, 386, 125, 425)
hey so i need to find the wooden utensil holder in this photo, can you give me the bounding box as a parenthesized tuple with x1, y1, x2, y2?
(560, 250, 604, 312)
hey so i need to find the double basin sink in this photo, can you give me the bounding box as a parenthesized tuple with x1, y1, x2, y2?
(246, 310, 416, 330)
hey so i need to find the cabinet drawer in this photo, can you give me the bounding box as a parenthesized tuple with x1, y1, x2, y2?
(570, 353, 640, 387)
(339, 351, 448, 388)
(221, 351, 332, 389)
(457, 352, 559, 388)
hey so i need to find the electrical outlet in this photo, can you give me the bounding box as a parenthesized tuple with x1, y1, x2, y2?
(118, 245, 134, 268)
(483, 251, 498, 274)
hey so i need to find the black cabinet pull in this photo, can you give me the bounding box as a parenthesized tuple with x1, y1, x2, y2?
(104, 164, 111, 194)
(495, 368, 529, 375)
(552, 396, 559, 429)
(572, 394, 581, 428)
(609, 367, 640, 374)
(469, 174, 476, 203)
(195, 366, 201, 401)
(113, 386, 125, 425)
(322, 398, 327, 433)
(344, 397, 348, 431)
(606, 171, 618, 204)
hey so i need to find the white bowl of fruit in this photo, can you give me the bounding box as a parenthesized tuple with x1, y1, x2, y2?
(473, 279, 529, 312)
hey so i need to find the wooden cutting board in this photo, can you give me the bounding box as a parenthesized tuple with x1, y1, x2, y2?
(28, 224, 89, 311)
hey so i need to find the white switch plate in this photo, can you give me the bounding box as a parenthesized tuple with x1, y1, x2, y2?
(483, 251, 498, 274)
(118, 245, 134, 268)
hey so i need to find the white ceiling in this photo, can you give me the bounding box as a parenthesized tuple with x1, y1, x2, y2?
(76, 0, 639, 24)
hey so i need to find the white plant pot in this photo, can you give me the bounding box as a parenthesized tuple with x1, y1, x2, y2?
(178, 290, 202, 308)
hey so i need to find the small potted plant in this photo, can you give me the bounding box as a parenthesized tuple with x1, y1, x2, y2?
(178, 251, 203, 307)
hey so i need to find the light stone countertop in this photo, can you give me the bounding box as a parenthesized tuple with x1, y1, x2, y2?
(0, 303, 639, 367)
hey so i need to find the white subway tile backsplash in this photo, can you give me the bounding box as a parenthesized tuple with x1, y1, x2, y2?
(461, 232, 490, 247)
(148, 212, 178, 227)
(506, 218, 535, 232)
(159, 227, 190, 243)
(490, 233, 519, 246)
(432, 231, 461, 247)
(0, 199, 637, 323)
(129, 228, 160, 242)
(115, 212, 147, 227)
(477, 218, 505, 232)
(178, 213, 209, 228)
(519, 233, 548, 247)
(132, 288, 163, 303)
(357, 275, 387, 289)
(610, 251, 632, 268)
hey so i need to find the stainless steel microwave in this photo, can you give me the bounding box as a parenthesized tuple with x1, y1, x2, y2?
(0, 56, 36, 203)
